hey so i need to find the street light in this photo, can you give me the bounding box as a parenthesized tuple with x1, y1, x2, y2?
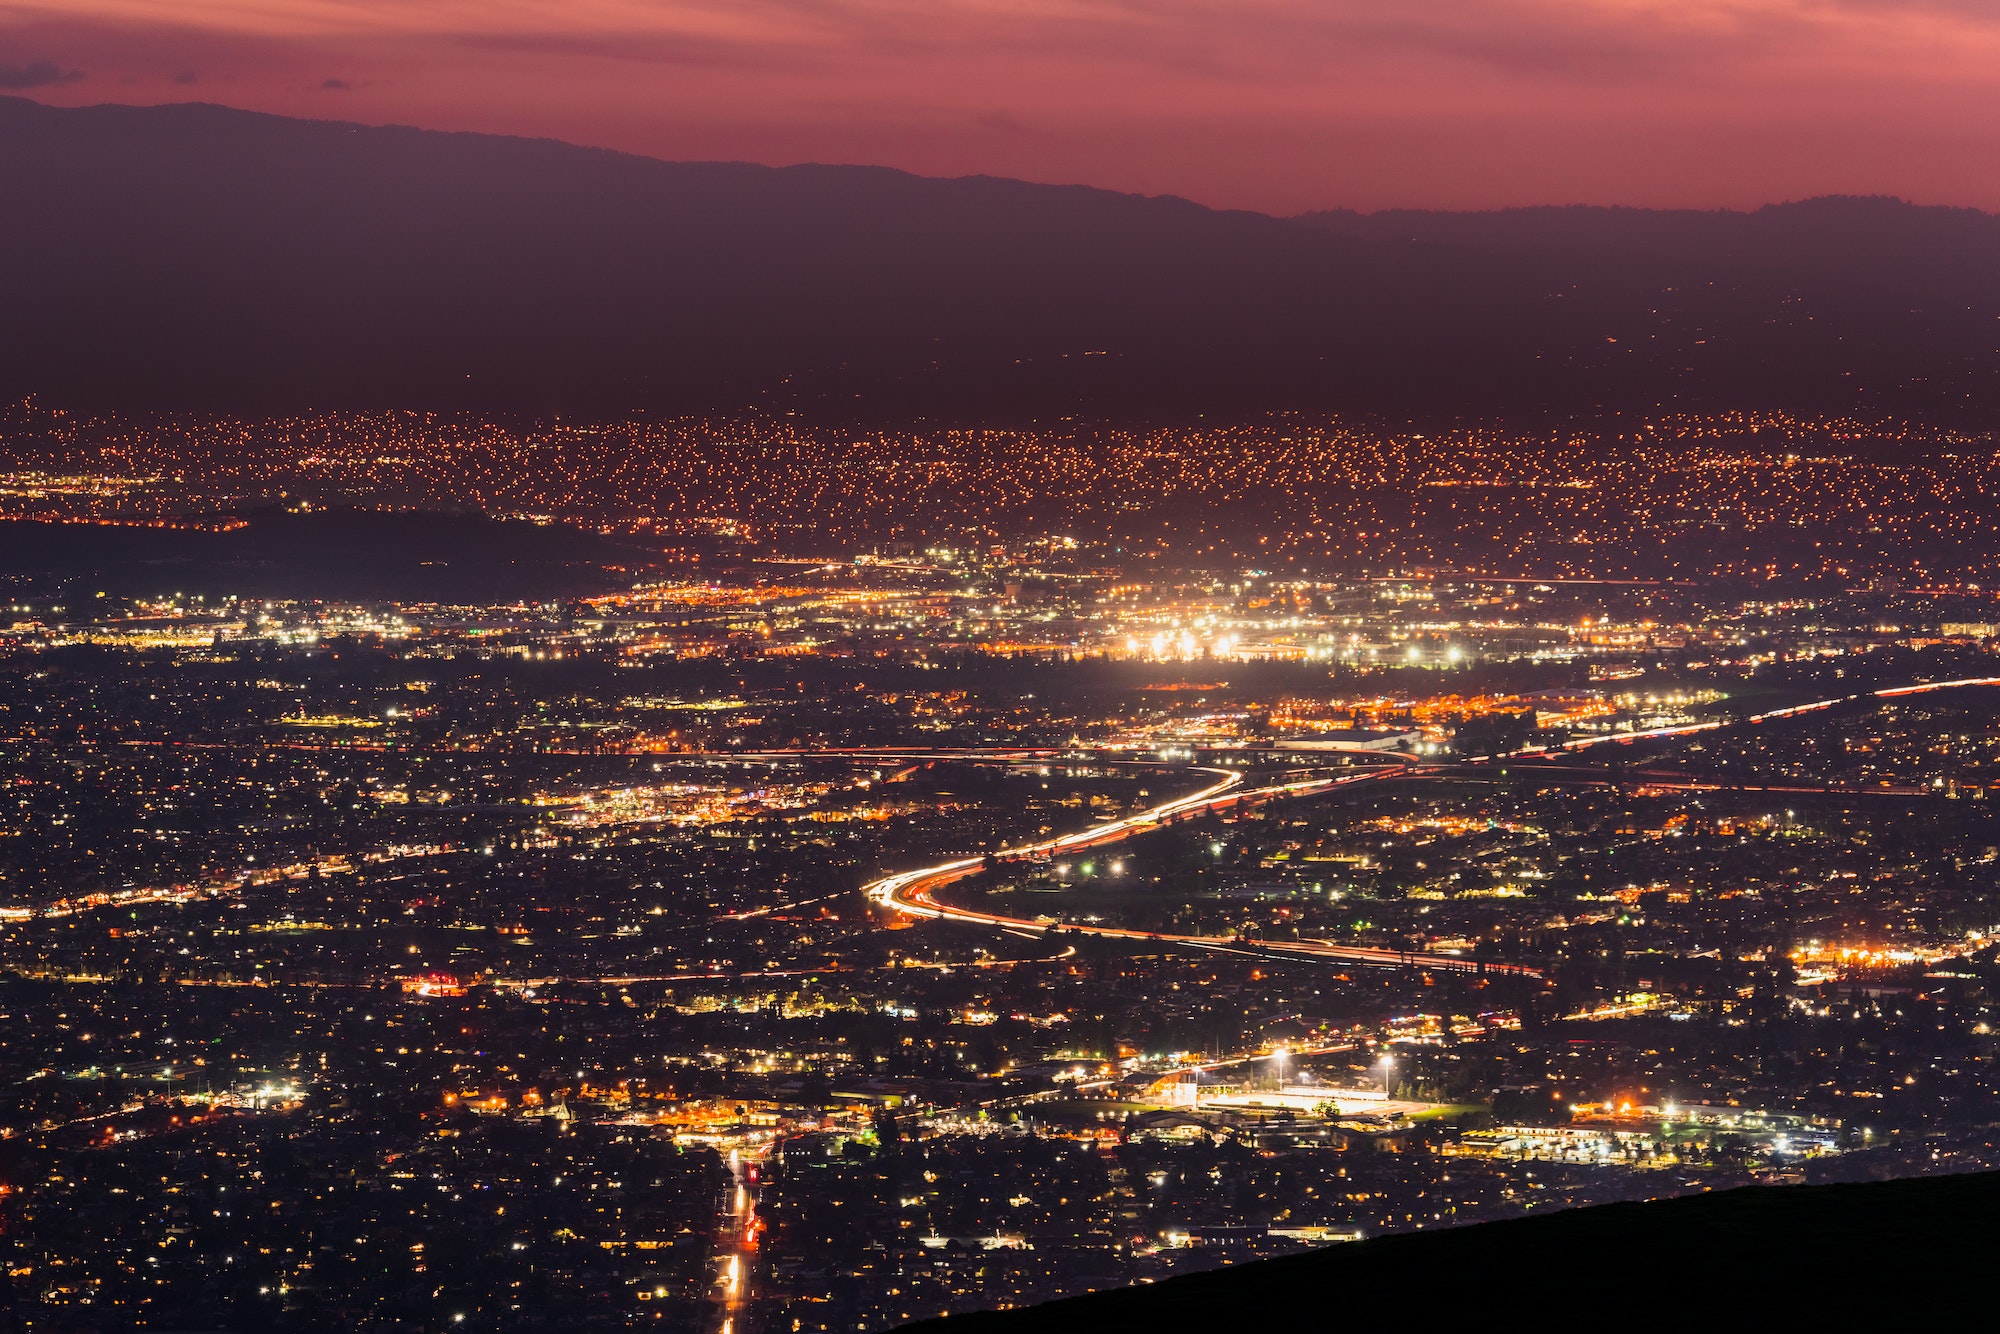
(1378, 1053, 1395, 1096)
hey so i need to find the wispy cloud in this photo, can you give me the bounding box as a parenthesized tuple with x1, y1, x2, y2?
(0, 55, 81, 88)
(1, 1, 1997, 211)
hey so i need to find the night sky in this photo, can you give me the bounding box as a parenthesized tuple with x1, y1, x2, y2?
(4, 0, 1999, 214)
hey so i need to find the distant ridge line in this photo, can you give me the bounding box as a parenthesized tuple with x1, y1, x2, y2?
(4, 96, 1999, 423)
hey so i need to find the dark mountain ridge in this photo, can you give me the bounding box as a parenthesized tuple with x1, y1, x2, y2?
(1299, 196, 2000, 280)
(4, 96, 1998, 424)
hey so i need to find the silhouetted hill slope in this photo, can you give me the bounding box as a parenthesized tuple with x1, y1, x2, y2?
(5, 96, 1999, 422)
(901, 1170, 2000, 1332)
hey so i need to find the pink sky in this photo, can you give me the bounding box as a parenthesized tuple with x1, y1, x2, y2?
(4, 1, 1999, 214)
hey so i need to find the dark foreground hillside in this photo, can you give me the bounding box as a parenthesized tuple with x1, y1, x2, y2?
(902, 1170, 2000, 1332)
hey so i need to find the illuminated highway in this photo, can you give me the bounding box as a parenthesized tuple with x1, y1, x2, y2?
(864, 676, 2000, 982)
(864, 760, 1542, 977)
(1509, 675, 2000, 761)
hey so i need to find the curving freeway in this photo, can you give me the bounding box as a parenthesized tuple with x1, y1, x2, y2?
(863, 676, 2000, 981)
(864, 759, 1542, 977)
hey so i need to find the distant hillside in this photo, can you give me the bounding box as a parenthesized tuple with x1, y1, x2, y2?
(0, 509, 683, 601)
(901, 1170, 2000, 1331)
(4, 96, 1999, 423)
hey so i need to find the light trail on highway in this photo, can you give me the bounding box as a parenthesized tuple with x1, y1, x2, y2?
(862, 676, 2000, 982)
(1508, 675, 2000, 760)
(864, 760, 1542, 978)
